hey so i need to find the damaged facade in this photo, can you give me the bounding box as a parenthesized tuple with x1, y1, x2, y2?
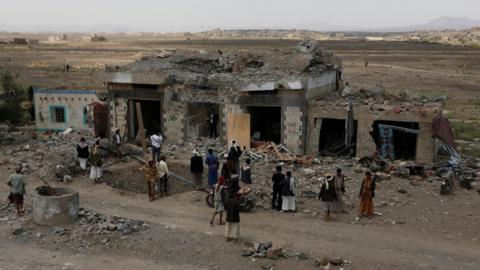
(306, 94, 443, 164)
(106, 41, 343, 155)
(33, 88, 99, 131)
(105, 41, 442, 164)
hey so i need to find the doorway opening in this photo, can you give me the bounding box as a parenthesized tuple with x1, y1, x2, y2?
(247, 106, 281, 144)
(372, 120, 419, 160)
(186, 103, 220, 139)
(129, 100, 161, 140)
(319, 118, 357, 156)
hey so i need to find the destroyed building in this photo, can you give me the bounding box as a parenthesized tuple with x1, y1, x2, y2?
(105, 41, 343, 155)
(105, 41, 442, 164)
(307, 92, 444, 164)
(33, 88, 100, 132)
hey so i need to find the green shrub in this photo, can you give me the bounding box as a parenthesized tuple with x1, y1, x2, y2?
(0, 71, 29, 125)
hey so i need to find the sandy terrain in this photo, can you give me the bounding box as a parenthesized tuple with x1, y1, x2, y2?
(1, 37, 480, 269)
(1, 161, 480, 270)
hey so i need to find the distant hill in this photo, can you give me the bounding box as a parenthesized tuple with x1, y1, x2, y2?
(1, 16, 480, 34)
(385, 17, 480, 32)
(295, 16, 480, 32)
(414, 27, 480, 47)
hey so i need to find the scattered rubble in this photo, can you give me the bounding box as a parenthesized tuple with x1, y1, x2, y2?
(314, 256, 352, 268)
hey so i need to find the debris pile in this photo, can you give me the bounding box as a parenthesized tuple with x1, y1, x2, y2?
(314, 256, 352, 269)
(78, 208, 150, 235)
(0, 127, 107, 182)
(242, 241, 286, 259)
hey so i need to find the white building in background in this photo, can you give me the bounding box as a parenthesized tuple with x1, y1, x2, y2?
(365, 36, 385, 41)
(33, 88, 98, 131)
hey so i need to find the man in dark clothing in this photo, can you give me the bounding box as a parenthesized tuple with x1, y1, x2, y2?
(228, 140, 243, 176)
(76, 137, 89, 171)
(208, 110, 217, 138)
(271, 166, 285, 211)
(240, 158, 252, 185)
(318, 175, 337, 220)
(190, 149, 204, 190)
(224, 191, 240, 241)
(226, 174, 240, 196)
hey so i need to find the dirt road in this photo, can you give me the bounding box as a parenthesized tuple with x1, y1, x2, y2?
(1, 174, 479, 270)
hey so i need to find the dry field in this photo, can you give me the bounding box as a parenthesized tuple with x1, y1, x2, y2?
(2, 37, 480, 153)
(1, 37, 480, 269)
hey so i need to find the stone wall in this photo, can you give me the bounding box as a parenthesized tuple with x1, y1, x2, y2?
(283, 106, 304, 155)
(109, 97, 128, 137)
(162, 86, 186, 143)
(307, 101, 437, 164)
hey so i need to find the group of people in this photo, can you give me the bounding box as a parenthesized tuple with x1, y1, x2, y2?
(317, 169, 376, 220)
(190, 140, 250, 190)
(76, 137, 104, 184)
(271, 166, 296, 212)
(191, 140, 250, 241)
(140, 155, 169, 201)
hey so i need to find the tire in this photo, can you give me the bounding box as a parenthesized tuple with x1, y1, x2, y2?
(241, 200, 255, 212)
(206, 193, 214, 208)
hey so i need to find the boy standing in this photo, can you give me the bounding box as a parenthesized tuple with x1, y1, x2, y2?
(7, 167, 26, 216)
(224, 191, 240, 241)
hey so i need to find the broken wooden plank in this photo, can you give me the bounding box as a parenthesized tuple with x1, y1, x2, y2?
(102, 157, 129, 168)
(135, 102, 148, 153)
(130, 155, 194, 186)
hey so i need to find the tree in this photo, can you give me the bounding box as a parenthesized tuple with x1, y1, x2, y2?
(0, 71, 29, 125)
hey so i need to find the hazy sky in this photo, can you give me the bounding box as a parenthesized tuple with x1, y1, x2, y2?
(0, 0, 479, 31)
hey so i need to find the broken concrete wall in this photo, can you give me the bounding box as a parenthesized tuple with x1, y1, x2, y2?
(34, 89, 98, 131)
(306, 71, 338, 100)
(307, 101, 437, 164)
(162, 86, 186, 142)
(283, 106, 304, 155)
(108, 97, 128, 137)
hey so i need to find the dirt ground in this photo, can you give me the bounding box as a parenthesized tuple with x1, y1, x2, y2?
(1, 161, 480, 270)
(1, 37, 480, 269)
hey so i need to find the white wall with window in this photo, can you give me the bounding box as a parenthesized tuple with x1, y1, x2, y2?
(33, 88, 99, 131)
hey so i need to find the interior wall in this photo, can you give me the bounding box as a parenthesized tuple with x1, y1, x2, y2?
(318, 118, 357, 156)
(186, 103, 220, 139)
(372, 120, 419, 161)
(248, 106, 282, 143)
(129, 99, 162, 138)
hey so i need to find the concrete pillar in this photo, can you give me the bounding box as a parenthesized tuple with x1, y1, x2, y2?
(283, 106, 303, 155)
(416, 122, 435, 164)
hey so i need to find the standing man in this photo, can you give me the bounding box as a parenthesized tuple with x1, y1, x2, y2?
(271, 166, 285, 211)
(281, 171, 296, 212)
(7, 167, 26, 216)
(228, 140, 243, 177)
(76, 137, 89, 172)
(333, 168, 346, 213)
(140, 160, 158, 201)
(113, 128, 122, 159)
(318, 175, 337, 220)
(205, 149, 219, 188)
(156, 155, 169, 196)
(151, 131, 163, 162)
(224, 191, 240, 241)
(208, 110, 217, 138)
(190, 149, 204, 191)
(240, 158, 252, 185)
(89, 141, 103, 184)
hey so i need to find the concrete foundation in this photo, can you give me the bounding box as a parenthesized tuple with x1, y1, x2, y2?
(32, 187, 79, 226)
